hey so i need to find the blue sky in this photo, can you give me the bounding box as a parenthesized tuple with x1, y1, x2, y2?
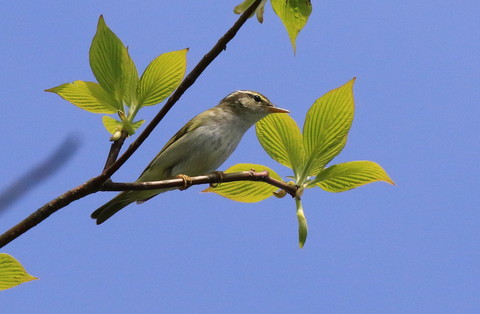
(1, 1, 479, 313)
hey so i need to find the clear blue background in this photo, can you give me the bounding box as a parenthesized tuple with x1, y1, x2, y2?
(1, 1, 479, 313)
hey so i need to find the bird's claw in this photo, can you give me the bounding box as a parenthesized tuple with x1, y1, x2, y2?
(209, 171, 224, 188)
(176, 174, 193, 190)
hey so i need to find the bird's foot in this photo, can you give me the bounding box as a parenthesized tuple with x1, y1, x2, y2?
(209, 171, 224, 188)
(176, 174, 193, 190)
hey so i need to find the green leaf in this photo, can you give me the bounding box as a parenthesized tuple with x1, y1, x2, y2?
(89, 15, 138, 107)
(234, 0, 254, 13)
(137, 49, 188, 107)
(313, 160, 395, 192)
(271, 0, 312, 53)
(46, 81, 118, 113)
(303, 78, 356, 177)
(0, 253, 37, 290)
(102, 116, 122, 135)
(256, 113, 304, 178)
(102, 115, 145, 135)
(130, 120, 145, 131)
(203, 163, 284, 203)
(234, 0, 267, 23)
(121, 47, 139, 107)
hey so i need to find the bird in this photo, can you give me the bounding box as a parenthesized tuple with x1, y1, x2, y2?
(91, 90, 289, 224)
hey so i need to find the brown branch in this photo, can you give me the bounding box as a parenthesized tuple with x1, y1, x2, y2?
(101, 171, 298, 198)
(102, 131, 128, 171)
(0, 0, 263, 249)
(0, 177, 106, 248)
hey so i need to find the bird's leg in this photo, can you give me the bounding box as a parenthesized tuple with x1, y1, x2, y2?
(176, 174, 193, 190)
(209, 171, 225, 188)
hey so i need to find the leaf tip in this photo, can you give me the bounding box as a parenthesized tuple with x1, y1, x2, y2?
(97, 15, 106, 28)
(348, 77, 356, 87)
(386, 177, 396, 186)
(378, 166, 395, 186)
(25, 274, 39, 283)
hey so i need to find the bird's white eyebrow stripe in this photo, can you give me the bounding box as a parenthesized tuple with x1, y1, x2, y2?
(228, 90, 270, 103)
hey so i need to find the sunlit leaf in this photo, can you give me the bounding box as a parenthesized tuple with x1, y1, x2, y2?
(234, 0, 255, 14)
(234, 0, 267, 23)
(256, 113, 304, 176)
(130, 120, 145, 131)
(102, 116, 145, 135)
(312, 160, 395, 192)
(203, 163, 284, 203)
(137, 49, 188, 107)
(121, 47, 139, 107)
(303, 78, 355, 176)
(89, 16, 138, 106)
(0, 253, 37, 290)
(271, 0, 312, 53)
(89, 16, 124, 97)
(46, 81, 118, 113)
(102, 115, 122, 135)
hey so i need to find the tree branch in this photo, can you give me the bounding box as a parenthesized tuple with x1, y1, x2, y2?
(101, 171, 298, 198)
(0, 0, 264, 248)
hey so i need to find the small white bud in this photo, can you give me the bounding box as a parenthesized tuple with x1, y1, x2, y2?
(110, 130, 122, 141)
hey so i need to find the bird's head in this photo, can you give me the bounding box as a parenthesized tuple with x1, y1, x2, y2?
(219, 90, 289, 123)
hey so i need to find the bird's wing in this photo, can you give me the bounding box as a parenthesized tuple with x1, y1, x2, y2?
(138, 115, 202, 179)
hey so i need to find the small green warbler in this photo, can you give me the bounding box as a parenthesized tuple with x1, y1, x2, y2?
(92, 90, 289, 224)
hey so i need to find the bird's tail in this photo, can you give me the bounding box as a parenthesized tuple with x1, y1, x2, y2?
(91, 191, 136, 224)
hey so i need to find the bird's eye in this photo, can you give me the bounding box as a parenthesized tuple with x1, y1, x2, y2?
(253, 95, 261, 102)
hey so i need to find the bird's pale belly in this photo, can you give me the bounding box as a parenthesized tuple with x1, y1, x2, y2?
(169, 128, 241, 177)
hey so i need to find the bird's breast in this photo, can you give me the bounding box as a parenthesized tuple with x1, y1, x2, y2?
(169, 122, 245, 176)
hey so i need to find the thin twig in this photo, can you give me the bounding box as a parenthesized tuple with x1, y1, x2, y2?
(102, 131, 128, 171)
(0, 0, 263, 248)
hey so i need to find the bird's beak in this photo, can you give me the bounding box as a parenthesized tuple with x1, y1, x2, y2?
(268, 106, 290, 114)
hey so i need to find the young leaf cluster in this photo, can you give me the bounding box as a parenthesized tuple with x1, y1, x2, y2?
(46, 16, 187, 139)
(207, 79, 394, 247)
(234, 0, 312, 53)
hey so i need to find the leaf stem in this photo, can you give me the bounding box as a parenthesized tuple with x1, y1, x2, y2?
(296, 198, 308, 248)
